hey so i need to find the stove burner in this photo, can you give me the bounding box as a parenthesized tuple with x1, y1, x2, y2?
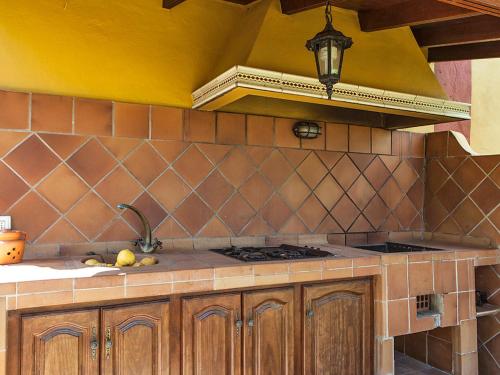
(210, 244, 334, 262)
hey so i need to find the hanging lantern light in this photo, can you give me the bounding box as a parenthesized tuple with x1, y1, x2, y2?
(306, 0, 353, 100)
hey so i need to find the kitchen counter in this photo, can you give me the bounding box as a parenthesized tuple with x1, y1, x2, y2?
(0, 240, 498, 311)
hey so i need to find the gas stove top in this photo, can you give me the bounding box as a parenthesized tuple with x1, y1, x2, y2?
(210, 244, 334, 262)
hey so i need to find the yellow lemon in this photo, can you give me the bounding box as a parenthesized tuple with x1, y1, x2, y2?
(132, 262, 143, 267)
(116, 249, 136, 267)
(84, 259, 99, 266)
(140, 257, 158, 266)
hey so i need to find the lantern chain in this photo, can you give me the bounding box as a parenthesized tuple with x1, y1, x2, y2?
(325, 0, 333, 25)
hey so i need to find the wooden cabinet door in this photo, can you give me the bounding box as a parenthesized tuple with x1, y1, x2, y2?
(101, 301, 170, 375)
(21, 309, 100, 375)
(303, 279, 372, 375)
(182, 293, 241, 375)
(242, 288, 295, 375)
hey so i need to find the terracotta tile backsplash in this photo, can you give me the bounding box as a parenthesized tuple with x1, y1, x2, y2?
(424, 132, 500, 245)
(0, 89, 425, 247)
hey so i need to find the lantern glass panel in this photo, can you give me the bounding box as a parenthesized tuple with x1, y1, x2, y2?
(318, 44, 340, 76)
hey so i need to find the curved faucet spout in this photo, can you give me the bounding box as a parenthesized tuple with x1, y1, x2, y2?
(117, 204, 162, 253)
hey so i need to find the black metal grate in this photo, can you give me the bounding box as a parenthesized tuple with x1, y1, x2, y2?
(416, 295, 432, 312)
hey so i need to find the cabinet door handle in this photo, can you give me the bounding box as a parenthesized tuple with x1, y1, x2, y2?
(105, 327, 113, 359)
(306, 309, 314, 318)
(235, 319, 243, 336)
(248, 319, 254, 328)
(90, 327, 98, 361)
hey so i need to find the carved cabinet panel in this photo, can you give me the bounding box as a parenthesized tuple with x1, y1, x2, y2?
(21, 309, 100, 375)
(101, 301, 170, 375)
(242, 288, 295, 375)
(303, 279, 372, 375)
(182, 293, 242, 375)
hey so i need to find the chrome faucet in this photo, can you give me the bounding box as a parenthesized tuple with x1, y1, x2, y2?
(117, 204, 162, 253)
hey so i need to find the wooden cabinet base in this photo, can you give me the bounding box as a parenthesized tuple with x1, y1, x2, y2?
(9, 278, 373, 375)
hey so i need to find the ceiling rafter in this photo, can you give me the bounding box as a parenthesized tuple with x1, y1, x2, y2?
(358, 0, 478, 31)
(428, 40, 500, 61)
(163, 0, 257, 9)
(437, 0, 500, 17)
(413, 15, 500, 47)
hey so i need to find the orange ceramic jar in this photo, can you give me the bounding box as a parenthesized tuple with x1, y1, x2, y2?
(0, 231, 26, 265)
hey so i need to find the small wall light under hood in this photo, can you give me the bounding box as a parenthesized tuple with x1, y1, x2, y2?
(293, 121, 322, 139)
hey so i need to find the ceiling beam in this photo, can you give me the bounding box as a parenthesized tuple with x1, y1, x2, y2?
(358, 0, 478, 32)
(428, 40, 500, 61)
(280, 0, 325, 15)
(163, 0, 186, 9)
(413, 15, 500, 47)
(163, 0, 257, 9)
(437, 0, 500, 17)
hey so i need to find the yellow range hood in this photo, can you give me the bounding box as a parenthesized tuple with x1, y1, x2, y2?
(192, 66, 471, 129)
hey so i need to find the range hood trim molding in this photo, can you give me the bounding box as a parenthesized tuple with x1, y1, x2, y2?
(192, 66, 471, 122)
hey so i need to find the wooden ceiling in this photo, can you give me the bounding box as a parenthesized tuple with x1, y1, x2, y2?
(163, 0, 500, 61)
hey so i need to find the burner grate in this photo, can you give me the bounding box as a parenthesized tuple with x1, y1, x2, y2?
(210, 244, 334, 262)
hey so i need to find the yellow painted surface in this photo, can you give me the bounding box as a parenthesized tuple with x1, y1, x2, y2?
(0, 0, 446, 107)
(471, 58, 500, 155)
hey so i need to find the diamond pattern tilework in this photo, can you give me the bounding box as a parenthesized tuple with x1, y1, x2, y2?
(150, 169, 192, 212)
(364, 195, 390, 230)
(173, 194, 213, 235)
(197, 143, 232, 165)
(219, 194, 255, 234)
(0, 128, 429, 245)
(218, 147, 254, 188)
(261, 194, 292, 231)
(379, 178, 404, 210)
(331, 155, 360, 190)
(425, 154, 499, 241)
(154, 217, 189, 239)
(297, 152, 328, 189)
(281, 148, 309, 168)
(123, 142, 167, 187)
(37, 164, 89, 213)
(95, 166, 143, 209)
(436, 179, 465, 213)
(280, 215, 309, 234)
(395, 196, 418, 229)
(349, 153, 375, 172)
(66, 193, 116, 240)
(0, 131, 29, 158)
(196, 171, 234, 211)
(314, 174, 343, 210)
(331, 195, 360, 231)
(297, 195, 328, 231)
(452, 158, 485, 194)
(348, 175, 376, 210)
(124, 193, 167, 232)
(280, 173, 310, 210)
(39, 134, 87, 160)
(67, 139, 116, 186)
(0, 161, 29, 212)
(349, 215, 373, 233)
(470, 178, 498, 215)
(151, 140, 188, 163)
(245, 146, 273, 166)
(5, 135, 60, 185)
(364, 157, 391, 191)
(8, 192, 59, 242)
(393, 160, 419, 193)
(172, 145, 213, 188)
(96, 219, 138, 242)
(37, 219, 86, 244)
(239, 172, 273, 211)
(99, 136, 141, 161)
(260, 150, 293, 188)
